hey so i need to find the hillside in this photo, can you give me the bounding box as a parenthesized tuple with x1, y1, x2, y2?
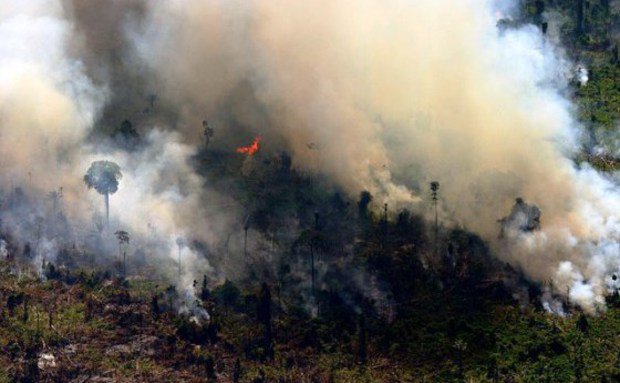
(1, 1, 620, 382)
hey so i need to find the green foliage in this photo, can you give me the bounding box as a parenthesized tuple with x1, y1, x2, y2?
(576, 62, 620, 129)
(522, 0, 620, 170)
(577, 153, 620, 171)
(83, 160, 122, 196)
(213, 279, 241, 310)
(0, 4, 619, 381)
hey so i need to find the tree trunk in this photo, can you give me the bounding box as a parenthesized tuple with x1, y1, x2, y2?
(244, 228, 248, 262)
(310, 244, 315, 296)
(104, 192, 110, 227)
(358, 314, 367, 365)
(576, 0, 585, 35)
(434, 200, 438, 258)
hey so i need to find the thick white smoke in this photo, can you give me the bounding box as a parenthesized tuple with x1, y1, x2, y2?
(0, 1, 104, 270)
(0, 2, 224, 302)
(1, 0, 619, 314)
(130, 0, 620, 313)
(0, 2, 103, 189)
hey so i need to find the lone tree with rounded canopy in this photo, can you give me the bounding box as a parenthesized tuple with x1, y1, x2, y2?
(84, 161, 122, 227)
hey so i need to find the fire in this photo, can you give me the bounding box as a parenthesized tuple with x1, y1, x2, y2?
(236, 136, 261, 155)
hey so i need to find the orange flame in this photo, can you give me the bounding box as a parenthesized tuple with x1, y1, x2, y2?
(236, 136, 261, 155)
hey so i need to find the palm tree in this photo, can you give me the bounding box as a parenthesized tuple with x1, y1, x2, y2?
(84, 161, 122, 227)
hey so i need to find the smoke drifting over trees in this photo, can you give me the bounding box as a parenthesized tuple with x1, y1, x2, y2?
(0, 0, 619, 315)
(84, 160, 122, 226)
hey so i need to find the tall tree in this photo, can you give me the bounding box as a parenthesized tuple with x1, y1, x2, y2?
(243, 214, 250, 262)
(203, 119, 214, 149)
(311, 212, 320, 295)
(293, 213, 325, 305)
(430, 181, 440, 257)
(357, 313, 367, 365)
(576, 0, 585, 35)
(357, 191, 373, 220)
(46, 187, 63, 216)
(114, 230, 130, 275)
(113, 120, 140, 150)
(357, 190, 373, 235)
(83, 161, 122, 227)
(257, 283, 273, 360)
(201, 274, 210, 301)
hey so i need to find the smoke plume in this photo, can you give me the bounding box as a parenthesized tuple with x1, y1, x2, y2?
(130, 0, 619, 313)
(1, 0, 619, 314)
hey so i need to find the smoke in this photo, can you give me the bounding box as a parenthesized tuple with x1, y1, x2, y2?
(1, 0, 619, 314)
(0, 1, 103, 271)
(0, 2, 103, 188)
(127, 0, 620, 313)
(0, 1, 226, 304)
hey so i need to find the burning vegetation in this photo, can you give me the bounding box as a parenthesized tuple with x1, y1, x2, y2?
(0, 0, 619, 381)
(236, 136, 262, 156)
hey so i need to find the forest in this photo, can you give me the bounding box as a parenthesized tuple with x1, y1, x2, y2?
(0, 0, 620, 382)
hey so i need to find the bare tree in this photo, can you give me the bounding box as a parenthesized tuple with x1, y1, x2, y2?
(46, 187, 63, 216)
(203, 119, 214, 149)
(114, 230, 130, 275)
(257, 283, 273, 360)
(430, 181, 440, 257)
(243, 215, 250, 262)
